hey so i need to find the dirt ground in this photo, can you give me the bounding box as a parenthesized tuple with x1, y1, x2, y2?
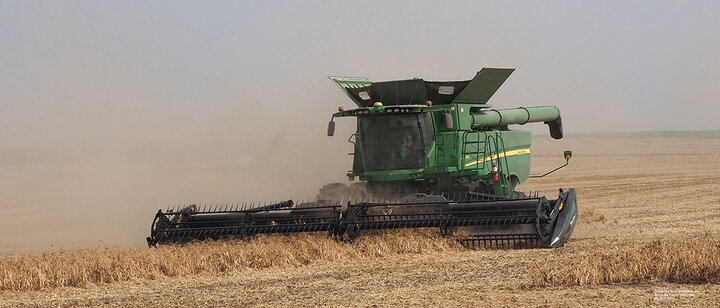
(1, 136, 719, 306)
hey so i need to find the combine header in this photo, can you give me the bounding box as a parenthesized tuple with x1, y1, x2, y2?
(147, 68, 578, 248)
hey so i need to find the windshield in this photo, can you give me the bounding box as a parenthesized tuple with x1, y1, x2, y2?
(358, 114, 433, 171)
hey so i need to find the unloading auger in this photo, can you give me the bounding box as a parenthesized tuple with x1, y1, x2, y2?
(147, 68, 579, 248)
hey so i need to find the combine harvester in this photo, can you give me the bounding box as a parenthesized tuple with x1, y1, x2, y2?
(147, 68, 578, 249)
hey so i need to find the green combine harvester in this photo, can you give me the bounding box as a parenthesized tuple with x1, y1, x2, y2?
(147, 68, 578, 249)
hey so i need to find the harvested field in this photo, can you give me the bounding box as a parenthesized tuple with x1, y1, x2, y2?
(533, 237, 720, 286)
(1, 136, 720, 307)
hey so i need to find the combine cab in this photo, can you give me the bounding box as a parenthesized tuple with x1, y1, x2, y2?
(147, 68, 578, 248)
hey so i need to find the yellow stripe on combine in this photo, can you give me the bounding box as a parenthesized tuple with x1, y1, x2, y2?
(464, 148, 531, 167)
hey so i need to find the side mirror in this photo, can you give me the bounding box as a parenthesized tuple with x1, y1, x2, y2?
(327, 119, 335, 136)
(442, 110, 454, 129)
(563, 150, 572, 160)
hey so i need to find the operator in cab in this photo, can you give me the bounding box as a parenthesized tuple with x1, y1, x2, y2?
(400, 132, 422, 168)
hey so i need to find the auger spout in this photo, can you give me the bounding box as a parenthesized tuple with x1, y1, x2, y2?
(471, 106, 563, 139)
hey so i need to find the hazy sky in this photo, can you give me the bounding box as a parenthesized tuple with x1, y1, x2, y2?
(2, 1, 719, 148)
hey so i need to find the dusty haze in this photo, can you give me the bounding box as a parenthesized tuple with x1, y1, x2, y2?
(1, 2, 720, 252)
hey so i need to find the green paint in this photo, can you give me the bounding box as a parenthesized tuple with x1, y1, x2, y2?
(329, 69, 564, 197)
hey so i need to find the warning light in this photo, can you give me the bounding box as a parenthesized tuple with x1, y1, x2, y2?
(374, 102, 383, 107)
(425, 100, 432, 106)
(338, 106, 344, 111)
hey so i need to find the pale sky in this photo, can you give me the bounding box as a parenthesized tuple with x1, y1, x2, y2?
(2, 1, 719, 148)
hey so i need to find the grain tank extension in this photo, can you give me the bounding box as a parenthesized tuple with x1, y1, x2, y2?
(147, 68, 578, 249)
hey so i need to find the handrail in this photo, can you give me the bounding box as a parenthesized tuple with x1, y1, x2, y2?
(486, 133, 510, 196)
(460, 130, 487, 171)
(435, 133, 446, 167)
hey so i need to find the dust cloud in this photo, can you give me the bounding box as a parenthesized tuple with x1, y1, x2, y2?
(0, 45, 357, 251)
(0, 137, 354, 253)
(0, 4, 358, 251)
